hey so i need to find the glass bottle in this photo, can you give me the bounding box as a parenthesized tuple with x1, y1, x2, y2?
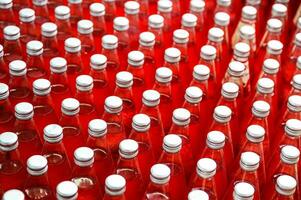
(214, 12, 230, 49)
(54, 6, 73, 42)
(3, 26, 23, 63)
(103, 174, 126, 200)
(232, 182, 255, 200)
(124, 1, 140, 46)
(0, 83, 15, 133)
(277, 119, 301, 150)
(2, 189, 25, 200)
(23, 155, 53, 199)
(41, 22, 60, 58)
(289, 74, 301, 97)
(148, 14, 164, 49)
(189, 0, 206, 33)
(0, 0, 16, 29)
(32, 0, 49, 25)
(188, 189, 209, 200)
(181, 13, 197, 46)
(18, 8, 39, 45)
(239, 25, 256, 56)
(0, 45, 8, 83)
(89, 3, 106, 37)
(103, 0, 117, 22)
(173, 29, 189, 63)
(271, 3, 288, 36)
(68, 0, 83, 26)
(268, 175, 297, 199)
(157, 0, 173, 33)
(56, 181, 78, 200)
(77, 19, 95, 54)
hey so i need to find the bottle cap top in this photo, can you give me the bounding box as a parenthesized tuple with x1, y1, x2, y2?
(0, 132, 18, 151)
(19, 8, 35, 22)
(26, 40, 43, 56)
(227, 61, 245, 77)
(0, 83, 9, 100)
(285, 119, 301, 137)
(50, 57, 67, 73)
(206, 131, 225, 149)
(102, 34, 118, 49)
(132, 113, 151, 132)
(113, 17, 129, 31)
(139, 31, 155, 46)
(252, 100, 270, 118)
(193, 64, 210, 81)
(56, 181, 78, 200)
(64, 37, 81, 53)
(217, 0, 231, 6)
(104, 96, 123, 113)
(181, 13, 197, 27)
(105, 175, 126, 196)
(267, 40, 283, 55)
(200, 45, 216, 60)
(233, 182, 255, 200)
(119, 139, 139, 158)
(214, 12, 230, 26)
(239, 25, 255, 40)
(128, 50, 144, 66)
(188, 190, 209, 200)
(242, 6, 257, 20)
(61, 98, 80, 116)
(33, 79, 51, 96)
(257, 77, 274, 94)
(246, 124, 265, 143)
(292, 74, 301, 90)
(15, 102, 34, 120)
(0, 0, 12, 9)
(2, 189, 25, 200)
(276, 175, 297, 196)
(9, 60, 27, 76)
(214, 105, 232, 123)
(208, 27, 224, 42)
(172, 108, 191, 126)
(240, 151, 260, 171)
(163, 134, 182, 153)
(281, 145, 300, 164)
(148, 14, 164, 28)
(221, 82, 239, 99)
(55, 5, 70, 20)
(142, 89, 160, 107)
(44, 124, 63, 143)
(4, 25, 20, 40)
(190, 0, 205, 12)
(197, 158, 217, 178)
(41, 22, 57, 37)
(90, 54, 107, 70)
(294, 33, 301, 47)
(116, 71, 133, 88)
(287, 95, 301, 112)
(76, 75, 93, 91)
(74, 147, 94, 167)
(155, 67, 173, 83)
(164, 47, 181, 63)
(234, 42, 250, 59)
(272, 3, 287, 17)
(88, 119, 107, 137)
(267, 18, 283, 33)
(77, 19, 93, 34)
(263, 58, 280, 74)
(158, 0, 172, 12)
(150, 164, 171, 184)
(89, 3, 105, 16)
(124, 1, 139, 14)
(173, 29, 189, 44)
(27, 155, 48, 175)
(185, 86, 203, 103)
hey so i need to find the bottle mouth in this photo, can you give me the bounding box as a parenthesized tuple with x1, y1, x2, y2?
(246, 132, 264, 143)
(0, 141, 18, 152)
(284, 126, 301, 137)
(104, 104, 122, 114)
(65, 45, 81, 53)
(213, 113, 231, 123)
(239, 160, 259, 171)
(119, 149, 138, 159)
(275, 185, 296, 196)
(251, 107, 269, 118)
(172, 116, 190, 126)
(185, 93, 202, 104)
(280, 152, 299, 164)
(0, 1, 12, 9)
(0, 86, 9, 100)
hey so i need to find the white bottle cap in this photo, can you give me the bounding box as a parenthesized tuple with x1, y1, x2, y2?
(61, 98, 80, 116)
(15, 102, 34, 120)
(139, 31, 155, 47)
(257, 77, 274, 94)
(116, 71, 133, 88)
(119, 139, 138, 158)
(102, 34, 118, 49)
(227, 61, 245, 77)
(208, 27, 224, 43)
(41, 22, 58, 37)
(19, 8, 35, 22)
(217, 0, 231, 6)
(2, 189, 25, 200)
(246, 124, 265, 143)
(132, 113, 151, 132)
(190, 0, 205, 12)
(185, 86, 203, 103)
(142, 89, 160, 107)
(221, 82, 239, 99)
(113, 17, 129, 31)
(276, 175, 297, 196)
(164, 47, 181, 63)
(26, 40, 43, 56)
(158, 0, 172, 12)
(4, 25, 20, 40)
(104, 96, 123, 113)
(76, 75, 93, 91)
(196, 158, 217, 178)
(74, 147, 94, 167)
(181, 13, 197, 27)
(27, 155, 48, 176)
(64, 37, 81, 53)
(239, 25, 255, 40)
(173, 29, 189, 44)
(155, 67, 173, 83)
(55, 5, 70, 20)
(233, 182, 255, 200)
(124, 1, 139, 14)
(105, 174, 126, 196)
(148, 14, 164, 28)
(172, 108, 191, 126)
(0, 0, 12, 9)
(0, 83, 9, 100)
(240, 151, 260, 171)
(9, 60, 27, 76)
(193, 64, 210, 81)
(90, 54, 107, 70)
(77, 19, 93, 34)
(188, 190, 209, 200)
(33, 0, 47, 6)
(163, 134, 182, 153)
(43, 124, 63, 143)
(150, 164, 171, 184)
(267, 18, 283, 33)
(213, 105, 232, 123)
(234, 42, 250, 59)
(280, 145, 300, 164)
(272, 3, 287, 17)
(292, 74, 301, 90)
(50, 57, 67, 73)
(287, 95, 301, 112)
(294, 33, 301, 47)
(56, 181, 78, 200)
(242, 6, 257, 20)
(128, 50, 144, 66)
(284, 119, 301, 137)
(200, 45, 216, 60)
(206, 131, 225, 149)
(214, 12, 230, 26)
(33, 79, 51, 96)
(263, 58, 280, 74)
(267, 40, 283, 55)
(0, 132, 18, 152)
(88, 119, 107, 137)
(89, 3, 105, 17)
(252, 100, 270, 118)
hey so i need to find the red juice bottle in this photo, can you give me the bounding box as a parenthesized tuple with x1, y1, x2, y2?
(54, 6, 73, 42)
(77, 19, 95, 56)
(267, 175, 297, 200)
(124, 1, 140, 47)
(32, 0, 49, 25)
(0, 83, 15, 133)
(181, 13, 197, 46)
(144, 163, 171, 200)
(288, 74, 301, 97)
(277, 119, 301, 151)
(3, 26, 23, 63)
(56, 181, 78, 200)
(129, 114, 155, 182)
(102, 96, 126, 161)
(214, 12, 231, 51)
(271, 3, 288, 39)
(71, 147, 103, 200)
(0, 44, 8, 83)
(24, 155, 54, 200)
(232, 182, 255, 200)
(75, 74, 98, 137)
(89, 3, 106, 37)
(101, 34, 120, 81)
(114, 71, 136, 136)
(214, 0, 234, 25)
(41, 22, 60, 59)
(32, 79, 58, 136)
(14, 102, 42, 161)
(68, 0, 83, 26)
(13, 0, 30, 12)
(116, 139, 145, 199)
(103, 0, 117, 24)
(0, 0, 16, 30)
(159, 134, 187, 200)
(19, 8, 39, 45)
(238, 25, 256, 58)
(157, 0, 173, 41)
(139, 89, 165, 159)
(189, 158, 218, 199)
(41, 124, 72, 189)
(189, 0, 206, 34)
(2, 189, 25, 200)
(152, 67, 174, 132)
(59, 98, 85, 161)
(103, 174, 126, 200)
(188, 190, 209, 200)
(0, 132, 26, 191)
(48, 0, 64, 9)
(86, 119, 115, 186)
